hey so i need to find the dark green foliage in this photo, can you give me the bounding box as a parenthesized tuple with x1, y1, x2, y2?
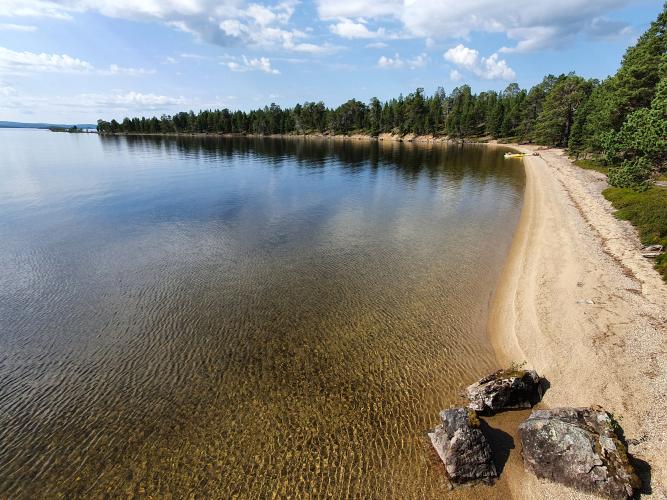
(518, 75, 558, 142)
(607, 157, 654, 189)
(368, 97, 382, 136)
(573, 4, 666, 187)
(602, 58, 666, 186)
(534, 74, 593, 147)
(603, 187, 667, 280)
(607, 105, 667, 165)
(613, 6, 666, 126)
(97, 80, 533, 141)
(573, 79, 618, 154)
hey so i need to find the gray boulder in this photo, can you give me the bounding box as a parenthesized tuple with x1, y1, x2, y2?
(428, 408, 497, 486)
(466, 368, 542, 414)
(519, 406, 641, 499)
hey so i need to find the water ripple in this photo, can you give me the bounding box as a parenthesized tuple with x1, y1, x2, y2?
(0, 130, 524, 498)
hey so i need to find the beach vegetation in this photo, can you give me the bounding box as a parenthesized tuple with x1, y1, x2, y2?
(603, 186, 667, 279)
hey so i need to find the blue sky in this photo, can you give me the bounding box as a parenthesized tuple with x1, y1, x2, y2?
(0, 0, 663, 122)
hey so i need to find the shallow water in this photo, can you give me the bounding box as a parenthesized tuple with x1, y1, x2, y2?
(0, 130, 524, 498)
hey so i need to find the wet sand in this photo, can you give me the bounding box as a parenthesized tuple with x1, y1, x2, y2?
(489, 145, 667, 498)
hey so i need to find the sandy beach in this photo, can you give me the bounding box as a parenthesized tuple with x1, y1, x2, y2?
(489, 145, 667, 498)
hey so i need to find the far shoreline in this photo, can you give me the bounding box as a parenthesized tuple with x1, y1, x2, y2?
(96, 130, 492, 145)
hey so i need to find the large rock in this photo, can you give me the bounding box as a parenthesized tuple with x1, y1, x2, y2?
(428, 408, 497, 486)
(519, 407, 641, 499)
(465, 368, 542, 414)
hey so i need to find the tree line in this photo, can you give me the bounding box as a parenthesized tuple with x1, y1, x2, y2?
(98, 5, 666, 188)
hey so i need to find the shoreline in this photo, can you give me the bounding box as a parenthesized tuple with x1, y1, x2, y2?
(96, 131, 475, 144)
(489, 144, 667, 498)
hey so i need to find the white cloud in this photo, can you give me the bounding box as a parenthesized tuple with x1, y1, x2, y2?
(0, 0, 640, 55)
(0, 84, 16, 96)
(219, 19, 244, 37)
(409, 52, 427, 69)
(317, 0, 637, 52)
(245, 3, 293, 26)
(588, 17, 633, 40)
(86, 91, 186, 107)
(329, 18, 385, 39)
(499, 26, 560, 53)
(318, 0, 401, 20)
(377, 52, 427, 70)
(477, 53, 515, 80)
(289, 42, 338, 54)
(226, 55, 279, 74)
(0, 0, 332, 54)
(0, 87, 191, 121)
(0, 46, 93, 74)
(0, 0, 73, 19)
(215, 13, 339, 53)
(366, 41, 388, 49)
(0, 46, 155, 77)
(0, 23, 38, 31)
(449, 69, 462, 82)
(443, 44, 477, 68)
(377, 54, 401, 69)
(98, 64, 156, 76)
(444, 44, 515, 80)
(179, 53, 209, 60)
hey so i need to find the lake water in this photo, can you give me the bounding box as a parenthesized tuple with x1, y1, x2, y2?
(0, 129, 524, 498)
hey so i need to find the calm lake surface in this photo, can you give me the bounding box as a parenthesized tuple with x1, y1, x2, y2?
(0, 129, 524, 498)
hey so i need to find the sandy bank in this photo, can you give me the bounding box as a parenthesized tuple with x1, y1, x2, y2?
(490, 145, 667, 498)
(99, 131, 472, 144)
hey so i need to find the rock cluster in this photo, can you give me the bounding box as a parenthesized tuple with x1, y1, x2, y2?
(519, 407, 641, 499)
(465, 368, 543, 414)
(429, 368, 642, 498)
(428, 408, 497, 486)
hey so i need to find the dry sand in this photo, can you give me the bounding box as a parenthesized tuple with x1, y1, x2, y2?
(489, 145, 667, 499)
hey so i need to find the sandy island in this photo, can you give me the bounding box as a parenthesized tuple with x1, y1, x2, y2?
(489, 145, 667, 499)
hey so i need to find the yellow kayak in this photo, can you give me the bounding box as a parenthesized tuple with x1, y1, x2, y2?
(504, 152, 526, 159)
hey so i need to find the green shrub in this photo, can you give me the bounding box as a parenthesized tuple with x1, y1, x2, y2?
(607, 157, 653, 189)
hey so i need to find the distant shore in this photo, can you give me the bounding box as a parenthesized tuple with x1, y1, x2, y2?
(98, 131, 478, 144)
(489, 144, 667, 499)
